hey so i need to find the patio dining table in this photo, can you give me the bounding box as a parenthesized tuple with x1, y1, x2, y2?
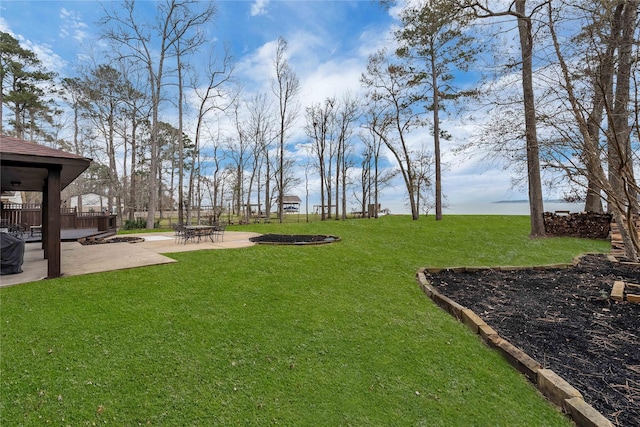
(183, 225, 217, 244)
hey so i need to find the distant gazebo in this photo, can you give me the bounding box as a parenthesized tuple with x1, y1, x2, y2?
(283, 195, 301, 213)
(0, 135, 91, 278)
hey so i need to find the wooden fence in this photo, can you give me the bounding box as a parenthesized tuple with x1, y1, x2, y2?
(1, 203, 117, 232)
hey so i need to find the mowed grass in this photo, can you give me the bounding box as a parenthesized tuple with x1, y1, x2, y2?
(1, 215, 609, 425)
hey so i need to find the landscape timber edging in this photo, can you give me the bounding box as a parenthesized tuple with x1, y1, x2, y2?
(606, 252, 640, 304)
(415, 258, 614, 427)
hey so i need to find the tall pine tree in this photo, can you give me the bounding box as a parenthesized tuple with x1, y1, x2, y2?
(0, 31, 56, 140)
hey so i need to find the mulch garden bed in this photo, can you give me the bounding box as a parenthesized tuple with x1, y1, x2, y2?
(79, 236, 144, 245)
(249, 234, 340, 245)
(426, 254, 639, 427)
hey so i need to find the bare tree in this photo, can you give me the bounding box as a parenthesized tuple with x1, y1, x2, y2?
(335, 93, 360, 220)
(189, 48, 236, 223)
(119, 66, 150, 222)
(101, 0, 216, 228)
(60, 77, 90, 212)
(305, 98, 337, 220)
(226, 102, 250, 220)
(156, 121, 182, 220)
(359, 105, 396, 218)
(361, 49, 427, 220)
(413, 146, 435, 215)
(396, 0, 480, 220)
(465, 0, 547, 237)
(202, 123, 227, 219)
(245, 93, 275, 219)
(544, 0, 639, 261)
(271, 37, 300, 223)
(79, 64, 133, 216)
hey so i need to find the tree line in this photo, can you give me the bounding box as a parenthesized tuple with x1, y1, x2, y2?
(1, 0, 638, 260)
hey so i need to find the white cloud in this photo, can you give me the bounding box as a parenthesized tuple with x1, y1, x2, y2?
(0, 16, 10, 33)
(199, 1, 538, 214)
(59, 7, 90, 43)
(0, 24, 68, 74)
(27, 41, 67, 72)
(234, 38, 280, 93)
(3, 0, 567, 214)
(299, 58, 364, 106)
(250, 0, 270, 17)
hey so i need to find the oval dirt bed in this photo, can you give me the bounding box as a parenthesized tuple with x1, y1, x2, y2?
(250, 234, 340, 245)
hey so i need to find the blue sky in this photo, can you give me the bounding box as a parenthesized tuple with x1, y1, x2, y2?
(0, 1, 394, 85)
(0, 0, 554, 214)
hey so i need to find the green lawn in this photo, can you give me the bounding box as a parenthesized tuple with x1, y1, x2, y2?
(1, 215, 609, 425)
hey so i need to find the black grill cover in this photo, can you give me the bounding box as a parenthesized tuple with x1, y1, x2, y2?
(1, 232, 25, 275)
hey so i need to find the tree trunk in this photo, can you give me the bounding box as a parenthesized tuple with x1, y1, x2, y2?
(516, 0, 545, 237)
(177, 44, 185, 225)
(147, 102, 160, 229)
(318, 151, 326, 220)
(431, 51, 443, 221)
(107, 110, 118, 217)
(547, 0, 637, 260)
(72, 97, 83, 214)
(129, 118, 137, 222)
(608, 1, 636, 213)
(279, 137, 284, 223)
(335, 139, 341, 219)
(341, 151, 347, 221)
(265, 154, 271, 219)
(584, 177, 603, 213)
(583, 19, 616, 215)
(374, 144, 380, 218)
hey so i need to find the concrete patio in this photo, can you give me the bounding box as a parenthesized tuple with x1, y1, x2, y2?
(0, 231, 260, 287)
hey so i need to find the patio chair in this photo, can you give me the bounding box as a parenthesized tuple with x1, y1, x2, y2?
(8, 223, 26, 239)
(182, 227, 196, 244)
(30, 224, 42, 237)
(172, 223, 186, 243)
(203, 227, 216, 243)
(214, 224, 226, 242)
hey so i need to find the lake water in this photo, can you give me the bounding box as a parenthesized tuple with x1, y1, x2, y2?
(443, 201, 586, 215)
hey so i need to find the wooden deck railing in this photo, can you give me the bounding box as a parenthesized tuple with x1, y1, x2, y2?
(1, 203, 117, 231)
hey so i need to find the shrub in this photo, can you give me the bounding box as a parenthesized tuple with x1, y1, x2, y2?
(122, 218, 159, 230)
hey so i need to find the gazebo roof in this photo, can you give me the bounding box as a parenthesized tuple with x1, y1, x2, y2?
(283, 195, 301, 204)
(0, 135, 92, 192)
(0, 134, 92, 279)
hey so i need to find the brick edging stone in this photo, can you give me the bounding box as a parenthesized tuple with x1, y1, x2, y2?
(415, 256, 614, 427)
